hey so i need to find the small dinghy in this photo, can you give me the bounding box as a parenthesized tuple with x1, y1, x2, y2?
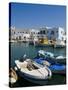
(55, 56, 66, 64)
(9, 68, 18, 84)
(33, 57, 66, 75)
(56, 56, 66, 60)
(15, 59, 52, 85)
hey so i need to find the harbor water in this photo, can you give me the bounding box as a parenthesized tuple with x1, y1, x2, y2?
(10, 42, 66, 87)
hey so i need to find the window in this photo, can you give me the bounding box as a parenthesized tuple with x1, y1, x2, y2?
(51, 31, 54, 35)
(56, 31, 58, 33)
(24, 36, 26, 39)
(38, 32, 40, 34)
(43, 30, 46, 34)
(40, 31, 43, 34)
(14, 31, 15, 34)
(47, 31, 49, 33)
(26, 32, 27, 34)
(62, 37, 64, 41)
(19, 36, 21, 40)
(61, 31, 63, 34)
(65, 40, 66, 43)
(16, 37, 18, 40)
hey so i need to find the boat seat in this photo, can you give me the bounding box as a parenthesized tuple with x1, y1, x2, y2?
(21, 63, 35, 71)
(21, 67, 29, 72)
(15, 60, 28, 69)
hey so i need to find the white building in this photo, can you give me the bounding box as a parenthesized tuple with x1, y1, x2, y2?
(10, 27, 30, 41)
(40, 27, 66, 45)
(10, 26, 66, 44)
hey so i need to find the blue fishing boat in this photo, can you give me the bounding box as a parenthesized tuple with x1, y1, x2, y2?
(49, 64, 66, 74)
(33, 57, 66, 75)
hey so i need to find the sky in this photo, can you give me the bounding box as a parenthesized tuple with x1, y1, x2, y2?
(10, 3, 66, 30)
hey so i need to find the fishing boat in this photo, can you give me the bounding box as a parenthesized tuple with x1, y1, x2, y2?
(33, 57, 66, 75)
(38, 50, 54, 58)
(9, 68, 18, 84)
(56, 55, 66, 60)
(15, 59, 52, 85)
(34, 38, 53, 47)
(55, 56, 66, 64)
(54, 41, 66, 48)
(37, 50, 66, 64)
(49, 64, 66, 74)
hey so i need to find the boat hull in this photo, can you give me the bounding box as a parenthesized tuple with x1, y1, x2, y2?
(52, 70, 66, 75)
(17, 69, 49, 85)
(15, 60, 52, 85)
(55, 58, 66, 64)
(33, 58, 66, 75)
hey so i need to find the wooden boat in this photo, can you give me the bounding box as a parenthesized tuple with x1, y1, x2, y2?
(9, 68, 18, 84)
(15, 59, 52, 85)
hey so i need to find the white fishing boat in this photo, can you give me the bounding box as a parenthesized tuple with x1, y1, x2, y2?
(56, 56, 66, 60)
(38, 50, 54, 58)
(15, 59, 52, 85)
(54, 41, 66, 48)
